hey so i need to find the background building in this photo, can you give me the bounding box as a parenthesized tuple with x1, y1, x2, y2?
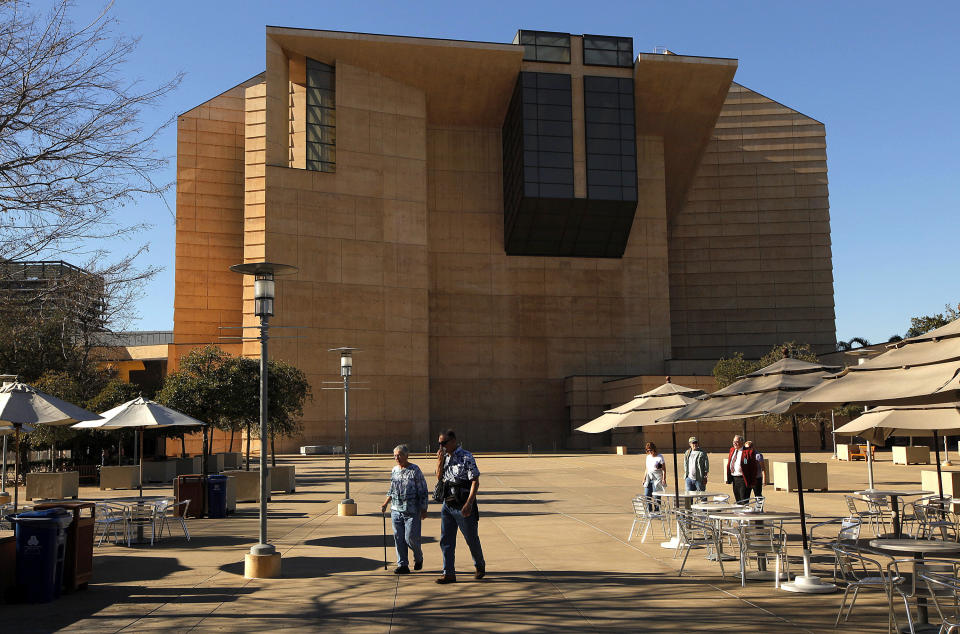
(173, 28, 835, 452)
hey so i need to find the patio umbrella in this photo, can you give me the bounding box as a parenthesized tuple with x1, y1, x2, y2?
(658, 354, 842, 594)
(73, 396, 206, 496)
(0, 381, 101, 511)
(792, 319, 960, 410)
(833, 404, 960, 500)
(576, 379, 705, 547)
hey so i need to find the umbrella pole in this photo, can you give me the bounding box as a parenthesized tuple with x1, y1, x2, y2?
(934, 430, 944, 500)
(2, 434, 7, 493)
(866, 440, 874, 490)
(13, 425, 20, 513)
(781, 414, 835, 594)
(671, 426, 680, 502)
(139, 428, 144, 498)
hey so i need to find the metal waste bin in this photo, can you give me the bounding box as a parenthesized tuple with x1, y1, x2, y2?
(34, 501, 95, 592)
(174, 475, 205, 518)
(206, 475, 227, 518)
(11, 508, 72, 603)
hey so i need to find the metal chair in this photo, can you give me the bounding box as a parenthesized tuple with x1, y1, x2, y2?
(846, 495, 883, 535)
(743, 496, 765, 512)
(126, 501, 159, 546)
(627, 495, 670, 543)
(808, 517, 861, 581)
(157, 499, 191, 542)
(737, 521, 789, 588)
(833, 545, 913, 633)
(93, 502, 128, 546)
(674, 509, 728, 578)
(917, 559, 960, 634)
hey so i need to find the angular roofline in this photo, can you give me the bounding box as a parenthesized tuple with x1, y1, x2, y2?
(731, 80, 825, 126)
(178, 71, 265, 118)
(266, 25, 517, 52)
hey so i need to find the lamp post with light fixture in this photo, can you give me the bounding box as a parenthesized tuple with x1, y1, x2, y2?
(229, 261, 298, 578)
(330, 347, 357, 516)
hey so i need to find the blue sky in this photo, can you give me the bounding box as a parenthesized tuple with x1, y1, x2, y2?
(61, 1, 959, 344)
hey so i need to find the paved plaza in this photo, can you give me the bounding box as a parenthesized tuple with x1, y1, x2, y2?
(5, 449, 948, 632)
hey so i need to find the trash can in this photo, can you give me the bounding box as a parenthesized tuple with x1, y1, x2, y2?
(174, 475, 205, 518)
(34, 501, 95, 592)
(11, 508, 72, 603)
(206, 475, 228, 519)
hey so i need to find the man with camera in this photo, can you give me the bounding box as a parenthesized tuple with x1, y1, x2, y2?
(435, 429, 485, 584)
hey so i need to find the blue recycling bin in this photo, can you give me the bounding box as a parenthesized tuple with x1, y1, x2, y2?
(11, 508, 73, 603)
(206, 474, 228, 519)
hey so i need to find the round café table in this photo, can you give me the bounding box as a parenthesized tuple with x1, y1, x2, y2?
(653, 490, 721, 549)
(106, 496, 173, 545)
(868, 538, 960, 633)
(856, 489, 932, 538)
(709, 511, 808, 584)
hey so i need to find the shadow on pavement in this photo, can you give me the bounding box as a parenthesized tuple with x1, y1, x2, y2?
(306, 534, 437, 548)
(220, 556, 386, 578)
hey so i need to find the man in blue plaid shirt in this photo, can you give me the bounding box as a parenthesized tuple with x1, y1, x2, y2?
(435, 429, 485, 584)
(381, 444, 428, 574)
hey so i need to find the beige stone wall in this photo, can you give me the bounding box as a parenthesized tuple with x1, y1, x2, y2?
(173, 80, 260, 366)
(427, 127, 672, 451)
(669, 82, 835, 361)
(249, 61, 431, 453)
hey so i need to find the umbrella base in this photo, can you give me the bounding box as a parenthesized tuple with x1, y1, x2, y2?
(338, 500, 357, 516)
(781, 575, 836, 593)
(245, 552, 281, 579)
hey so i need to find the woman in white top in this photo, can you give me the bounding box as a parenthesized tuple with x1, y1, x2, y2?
(643, 442, 667, 511)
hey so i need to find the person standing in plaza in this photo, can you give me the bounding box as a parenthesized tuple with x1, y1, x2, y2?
(744, 440, 765, 498)
(643, 442, 667, 510)
(435, 430, 485, 584)
(380, 444, 429, 574)
(726, 434, 756, 503)
(683, 436, 709, 492)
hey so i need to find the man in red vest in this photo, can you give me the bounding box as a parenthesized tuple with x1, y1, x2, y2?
(726, 435, 757, 504)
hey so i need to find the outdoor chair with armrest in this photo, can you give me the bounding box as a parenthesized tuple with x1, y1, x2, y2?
(743, 496, 765, 512)
(833, 545, 913, 634)
(736, 521, 789, 588)
(94, 502, 128, 546)
(846, 494, 884, 536)
(917, 559, 960, 634)
(126, 500, 159, 546)
(808, 516, 861, 580)
(674, 509, 727, 578)
(905, 500, 959, 542)
(157, 499, 191, 542)
(628, 495, 671, 543)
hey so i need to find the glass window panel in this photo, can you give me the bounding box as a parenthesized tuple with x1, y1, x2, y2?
(306, 159, 321, 171)
(619, 94, 634, 109)
(620, 109, 635, 124)
(522, 135, 538, 151)
(523, 151, 539, 166)
(584, 49, 619, 66)
(587, 138, 620, 154)
(621, 156, 636, 171)
(520, 31, 536, 44)
(307, 143, 320, 162)
(538, 151, 572, 168)
(536, 46, 570, 63)
(536, 73, 571, 90)
(306, 70, 334, 90)
(584, 36, 617, 51)
(537, 135, 572, 152)
(539, 183, 573, 198)
(619, 78, 634, 93)
(589, 155, 620, 171)
(585, 76, 619, 92)
(587, 123, 621, 139)
(521, 73, 537, 88)
(524, 182, 539, 197)
(537, 89, 570, 106)
(621, 172, 637, 186)
(587, 170, 621, 186)
(585, 92, 619, 108)
(622, 187, 637, 201)
(535, 33, 570, 47)
(307, 124, 336, 144)
(523, 87, 538, 103)
(619, 125, 635, 140)
(538, 104, 571, 121)
(523, 44, 537, 60)
(618, 51, 633, 67)
(307, 88, 335, 107)
(523, 104, 538, 119)
(539, 167, 573, 184)
(588, 185, 622, 200)
(620, 140, 636, 156)
(585, 107, 619, 124)
(618, 39, 632, 51)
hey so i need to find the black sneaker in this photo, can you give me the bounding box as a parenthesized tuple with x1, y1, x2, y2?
(474, 564, 485, 579)
(414, 560, 423, 571)
(394, 565, 410, 575)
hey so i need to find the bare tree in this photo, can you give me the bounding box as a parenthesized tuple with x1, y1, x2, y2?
(0, 0, 180, 323)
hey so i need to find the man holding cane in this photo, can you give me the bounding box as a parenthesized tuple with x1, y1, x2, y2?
(435, 430, 485, 584)
(380, 444, 428, 574)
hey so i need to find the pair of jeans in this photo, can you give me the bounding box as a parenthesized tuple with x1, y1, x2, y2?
(685, 477, 705, 492)
(391, 510, 423, 567)
(644, 481, 660, 511)
(440, 502, 484, 577)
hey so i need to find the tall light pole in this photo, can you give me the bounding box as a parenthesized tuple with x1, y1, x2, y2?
(330, 347, 357, 516)
(230, 261, 297, 579)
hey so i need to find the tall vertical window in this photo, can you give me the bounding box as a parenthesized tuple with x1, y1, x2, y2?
(583, 76, 636, 201)
(306, 58, 335, 173)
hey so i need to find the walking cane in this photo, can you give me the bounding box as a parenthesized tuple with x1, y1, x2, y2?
(381, 510, 388, 570)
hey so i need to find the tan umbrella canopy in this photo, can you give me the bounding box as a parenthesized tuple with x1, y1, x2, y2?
(792, 319, 960, 410)
(575, 381, 704, 433)
(0, 381, 102, 511)
(74, 396, 206, 497)
(657, 355, 842, 594)
(834, 404, 960, 500)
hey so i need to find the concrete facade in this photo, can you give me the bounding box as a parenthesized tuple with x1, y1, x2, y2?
(172, 28, 836, 452)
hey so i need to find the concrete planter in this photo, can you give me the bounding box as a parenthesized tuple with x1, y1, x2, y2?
(773, 461, 829, 492)
(99, 465, 139, 490)
(222, 469, 271, 502)
(26, 471, 79, 500)
(892, 446, 930, 465)
(141, 460, 178, 483)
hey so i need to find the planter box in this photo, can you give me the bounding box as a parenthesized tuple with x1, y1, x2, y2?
(837, 444, 853, 461)
(268, 465, 296, 493)
(222, 470, 270, 502)
(773, 461, 829, 492)
(204, 453, 224, 474)
(921, 470, 960, 498)
(26, 471, 79, 500)
(892, 446, 930, 465)
(99, 465, 139, 490)
(615, 446, 628, 455)
(141, 460, 177, 483)
(219, 452, 242, 470)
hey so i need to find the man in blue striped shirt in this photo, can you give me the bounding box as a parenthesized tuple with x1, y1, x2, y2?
(381, 444, 428, 574)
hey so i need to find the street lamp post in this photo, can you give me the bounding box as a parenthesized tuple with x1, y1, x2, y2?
(330, 347, 357, 516)
(230, 261, 297, 579)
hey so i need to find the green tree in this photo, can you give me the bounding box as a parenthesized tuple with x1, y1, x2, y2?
(905, 303, 960, 338)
